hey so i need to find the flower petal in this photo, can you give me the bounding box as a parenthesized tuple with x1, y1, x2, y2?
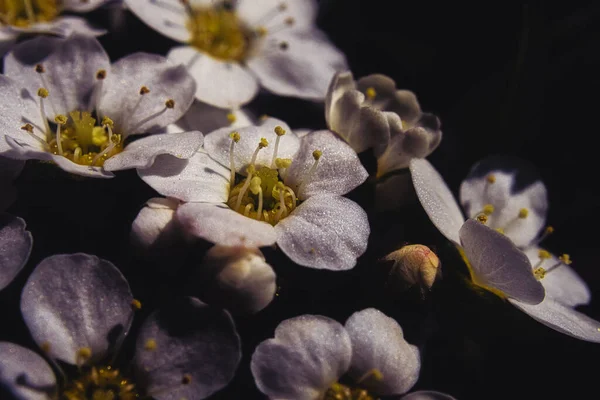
(325, 70, 356, 129)
(20, 253, 134, 365)
(131, 197, 180, 249)
(236, 0, 317, 29)
(4, 34, 110, 119)
(139, 152, 229, 203)
(63, 0, 109, 12)
(167, 100, 254, 134)
(510, 297, 600, 343)
(99, 53, 196, 135)
(401, 391, 457, 400)
(0, 213, 32, 291)
(198, 245, 276, 314)
(345, 309, 420, 396)
(523, 247, 591, 307)
(409, 158, 464, 244)
(459, 156, 548, 248)
(275, 195, 369, 270)
(168, 46, 259, 109)
(247, 29, 347, 100)
(134, 297, 241, 400)
(176, 202, 277, 247)
(124, 0, 191, 42)
(459, 219, 545, 305)
(284, 130, 368, 199)
(251, 314, 352, 400)
(204, 117, 299, 174)
(104, 131, 203, 171)
(0, 342, 57, 400)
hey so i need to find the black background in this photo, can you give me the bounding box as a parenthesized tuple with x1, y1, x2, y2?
(2, 1, 600, 399)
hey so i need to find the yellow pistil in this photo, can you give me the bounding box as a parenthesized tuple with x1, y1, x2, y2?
(0, 0, 58, 27)
(186, 4, 252, 62)
(62, 365, 138, 400)
(47, 111, 124, 167)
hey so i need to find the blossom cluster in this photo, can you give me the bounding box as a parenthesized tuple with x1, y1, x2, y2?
(0, 1, 597, 399)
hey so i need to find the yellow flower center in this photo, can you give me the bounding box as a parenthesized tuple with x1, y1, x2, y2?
(0, 0, 58, 27)
(61, 365, 138, 400)
(228, 165, 297, 226)
(186, 4, 252, 62)
(324, 382, 377, 400)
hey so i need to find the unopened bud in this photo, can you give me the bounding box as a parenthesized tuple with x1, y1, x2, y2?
(384, 244, 440, 294)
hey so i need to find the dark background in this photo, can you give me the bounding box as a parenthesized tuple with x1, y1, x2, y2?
(2, 1, 600, 399)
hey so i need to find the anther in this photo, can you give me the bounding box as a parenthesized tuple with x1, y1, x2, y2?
(534, 267, 546, 280)
(40, 342, 51, 353)
(275, 158, 292, 169)
(226, 112, 236, 123)
(271, 126, 286, 167)
(54, 115, 67, 125)
(35, 64, 45, 73)
(76, 347, 92, 364)
(545, 226, 555, 234)
(96, 69, 107, 80)
(21, 124, 33, 133)
(365, 87, 377, 100)
(495, 227, 504, 234)
(54, 114, 67, 156)
(256, 26, 268, 36)
(559, 254, 572, 265)
(140, 86, 150, 95)
(476, 214, 488, 224)
(279, 41, 289, 50)
(229, 131, 240, 184)
(144, 339, 157, 351)
(131, 299, 142, 310)
(482, 204, 495, 215)
(181, 374, 192, 385)
(37, 88, 49, 98)
(298, 149, 323, 197)
(538, 249, 551, 259)
(285, 17, 295, 25)
(518, 208, 529, 219)
(486, 174, 496, 184)
(259, 137, 269, 148)
(229, 131, 240, 142)
(165, 99, 175, 108)
(102, 116, 114, 128)
(250, 177, 263, 220)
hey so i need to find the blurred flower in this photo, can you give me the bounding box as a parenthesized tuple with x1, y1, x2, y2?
(251, 308, 451, 399)
(0, 213, 32, 291)
(0, 155, 24, 211)
(197, 245, 276, 314)
(409, 157, 600, 342)
(0, 253, 241, 400)
(384, 244, 441, 295)
(139, 117, 370, 270)
(325, 71, 442, 178)
(0, 34, 202, 178)
(0, 0, 108, 55)
(125, 0, 348, 108)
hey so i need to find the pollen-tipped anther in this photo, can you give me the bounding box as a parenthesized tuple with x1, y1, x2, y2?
(96, 69, 107, 80)
(165, 99, 175, 109)
(365, 87, 377, 100)
(139, 86, 150, 95)
(37, 87, 49, 98)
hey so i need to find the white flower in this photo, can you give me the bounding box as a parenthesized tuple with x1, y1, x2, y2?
(125, 0, 348, 108)
(0, 0, 108, 55)
(0, 34, 202, 178)
(0, 213, 32, 291)
(409, 156, 600, 342)
(250, 308, 423, 399)
(326, 71, 442, 178)
(139, 117, 370, 270)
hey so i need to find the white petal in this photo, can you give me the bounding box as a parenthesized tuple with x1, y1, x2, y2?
(99, 53, 196, 135)
(325, 70, 356, 129)
(131, 197, 179, 249)
(275, 195, 369, 270)
(459, 156, 548, 248)
(523, 246, 591, 307)
(139, 152, 229, 203)
(284, 130, 368, 199)
(236, 0, 317, 29)
(510, 297, 600, 343)
(104, 131, 203, 171)
(204, 117, 299, 174)
(409, 158, 464, 244)
(0, 214, 32, 291)
(0, 342, 57, 400)
(247, 29, 347, 100)
(251, 314, 352, 400)
(63, 0, 109, 12)
(345, 309, 420, 396)
(168, 46, 259, 109)
(4, 34, 110, 118)
(176, 202, 277, 247)
(124, 0, 190, 42)
(459, 219, 545, 304)
(167, 100, 254, 134)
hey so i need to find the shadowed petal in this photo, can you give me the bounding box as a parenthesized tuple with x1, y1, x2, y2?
(0, 214, 32, 291)
(345, 309, 420, 396)
(0, 342, 57, 400)
(124, 0, 191, 43)
(251, 315, 352, 400)
(459, 219, 545, 305)
(409, 158, 464, 244)
(401, 391, 457, 400)
(134, 297, 241, 400)
(20, 254, 134, 365)
(275, 195, 369, 270)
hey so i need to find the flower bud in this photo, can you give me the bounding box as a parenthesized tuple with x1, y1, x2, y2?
(198, 245, 276, 315)
(384, 244, 440, 293)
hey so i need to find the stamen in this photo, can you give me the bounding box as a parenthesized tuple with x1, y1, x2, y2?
(297, 149, 322, 197)
(54, 114, 68, 156)
(482, 204, 495, 215)
(518, 208, 529, 219)
(545, 254, 572, 274)
(255, 26, 268, 37)
(365, 87, 377, 100)
(91, 123, 116, 166)
(534, 267, 546, 280)
(89, 69, 107, 112)
(226, 112, 236, 124)
(254, 2, 287, 26)
(229, 131, 241, 184)
(127, 99, 174, 133)
(532, 225, 554, 246)
(271, 125, 286, 167)
(35, 65, 56, 116)
(275, 182, 288, 221)
(486, 174, 496, 184)
(357, 368, 384, 384)
(37, 87, 51, 137)
(131, 299, 142, 310)
(476, 214, 488, 224)
(275, 157, 292, 169)
(76, 347, 92, 366)
(250, 137, 269, 166)
(181, 374, 192, 385)
(24, 0, 35, 23)
(250, 176, 263, 221)
(235, 165, 256, 211)
(144, 339, 157, 351)
(21, 123, 48, 147)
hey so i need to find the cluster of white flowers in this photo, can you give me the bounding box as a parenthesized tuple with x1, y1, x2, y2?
(0, 1, 597, 399)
